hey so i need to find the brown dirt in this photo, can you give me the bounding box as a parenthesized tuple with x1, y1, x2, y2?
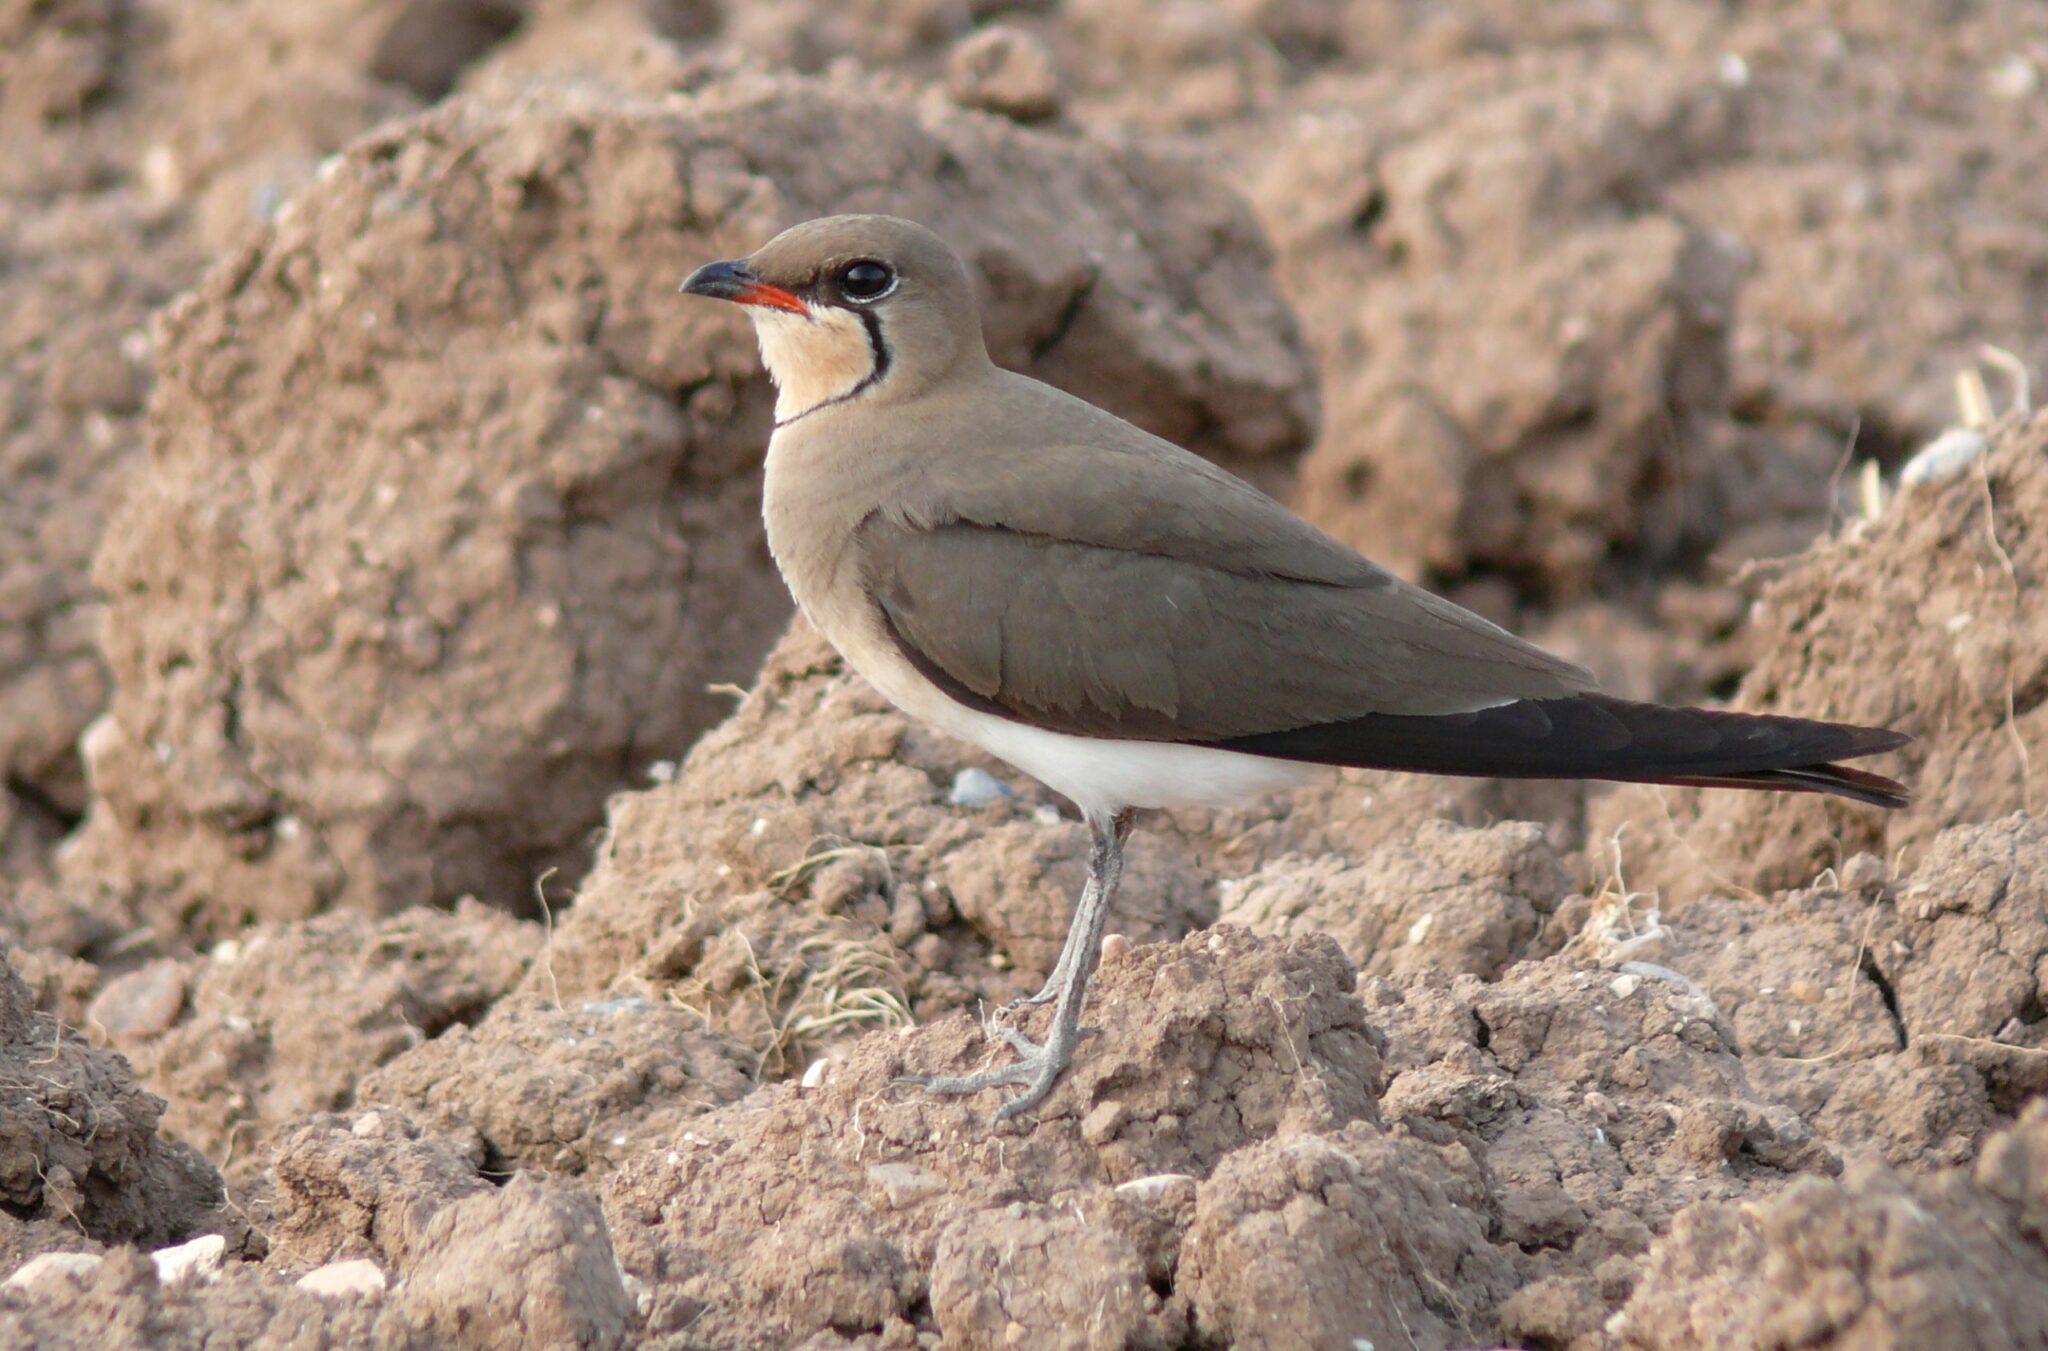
(600, 926, 1385, 1348)
(263, 1108, 493, 1271)
(4, 0, 2047, 1347)
(0, 0, 420, 888)
(1616, 1101, 2048, 1350)
(357, 993, 756, 1176)
(1591, 412, 2048, 906)
(1220, 818, 1574, 981)
(104, 904, 541, 1185)
(0, 959, 221, 1254)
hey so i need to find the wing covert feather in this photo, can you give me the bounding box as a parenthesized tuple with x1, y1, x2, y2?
(861, 514, 1594, 742)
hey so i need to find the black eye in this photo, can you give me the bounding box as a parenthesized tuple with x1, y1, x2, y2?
(838, 260, 896, 302)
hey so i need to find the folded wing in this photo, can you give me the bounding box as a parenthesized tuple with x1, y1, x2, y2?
(858, 436, 1907, 808)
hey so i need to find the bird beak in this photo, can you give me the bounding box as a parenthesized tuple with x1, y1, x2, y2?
(679, 259, 809, 315)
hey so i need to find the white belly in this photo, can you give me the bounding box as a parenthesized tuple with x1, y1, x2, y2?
(949, 705, 1325, 818)
(848, 641, 1323, 818)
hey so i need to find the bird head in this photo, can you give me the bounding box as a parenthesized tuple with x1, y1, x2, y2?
(681, 214, 988, 425)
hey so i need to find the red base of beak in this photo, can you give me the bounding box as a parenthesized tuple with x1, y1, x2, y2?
(735, 282, 808, 315)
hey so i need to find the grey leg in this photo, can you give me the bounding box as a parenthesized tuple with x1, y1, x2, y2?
(904, 808, 1133, 1119)
(1013, 867, 1091, 1008)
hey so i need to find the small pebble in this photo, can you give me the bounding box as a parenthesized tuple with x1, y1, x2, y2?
(949, 767, 1013, 809)
(1898, 426, 1987, 486)
(946, 25, 1062, 122)
(86, 959, 189, 1038)
(151, 1234, 226, 1286)
(579, 996, 653, 1016)
(1113, 1173, 1196, 1206)
(4, 1252, 104, 1290)
(1988, 54, 2039, 100)
(296, 1258, 388, 1300)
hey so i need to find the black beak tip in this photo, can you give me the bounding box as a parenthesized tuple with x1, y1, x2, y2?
(680, 258, 753, 300)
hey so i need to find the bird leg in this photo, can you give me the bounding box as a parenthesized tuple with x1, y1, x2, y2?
(905, 807, 1133, 1119)
(1013, 932, 1078, 1009)
(1011, 870, 1092, 1009)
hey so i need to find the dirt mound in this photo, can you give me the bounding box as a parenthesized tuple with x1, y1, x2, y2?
(0, 0, 431, 889)
(1248, 58, 1758, 599)
(1175, 1123, 1517, 1349)
(0, 958, 220, 1251)
(106, 904, 538, 1183)
(1372, 953, 1840, 1348)
(358, 993, 755, 1175)
(62, 64, 1315, 943)
(265, 1109, 492, 1270)
(1592, 411, 2046, 904)
(0, 1159, 631, 1351)
(1616, 1101, 2048, 1349)
(402, 1172, 635, 1350)
(600, 926, 1387, 1348)
(1639, 814, 2048, 1172)
(1222, 818, 1573, 981)
(583, 911, 1875, 1348)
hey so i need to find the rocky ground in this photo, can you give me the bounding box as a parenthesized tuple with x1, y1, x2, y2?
(4, 0, 2047, 1347)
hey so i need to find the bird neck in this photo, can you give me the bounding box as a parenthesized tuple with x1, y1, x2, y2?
(751, 307, 884, 426)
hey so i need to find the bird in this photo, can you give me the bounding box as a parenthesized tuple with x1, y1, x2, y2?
(680, 214, 1910, 1119)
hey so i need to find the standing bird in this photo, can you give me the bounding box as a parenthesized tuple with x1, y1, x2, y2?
(681, 214, 1909, 1119)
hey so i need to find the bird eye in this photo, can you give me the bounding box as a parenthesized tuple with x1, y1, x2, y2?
(838, 260, 896, 302)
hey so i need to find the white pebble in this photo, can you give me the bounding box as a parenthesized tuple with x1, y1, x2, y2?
(4, 1252, 104, 1290)
(1899, 427, 1988, 486)
(1114, 1173, 1197, 1205)
(295, 1258, 387, 1300)
(151, 1234, 226, 1286)
(948, 766, 1013, 809)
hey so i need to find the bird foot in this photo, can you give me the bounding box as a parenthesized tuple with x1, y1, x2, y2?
(898, 1048, 1063, 1120)
(898, 1020, 1076, 1119)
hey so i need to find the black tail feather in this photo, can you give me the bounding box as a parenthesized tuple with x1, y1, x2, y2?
(1655, 763, 1910, 809)
(1211, 694, 1911, 809)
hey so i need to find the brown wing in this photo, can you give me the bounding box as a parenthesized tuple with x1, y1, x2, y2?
(858, 513, 1595, 742)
